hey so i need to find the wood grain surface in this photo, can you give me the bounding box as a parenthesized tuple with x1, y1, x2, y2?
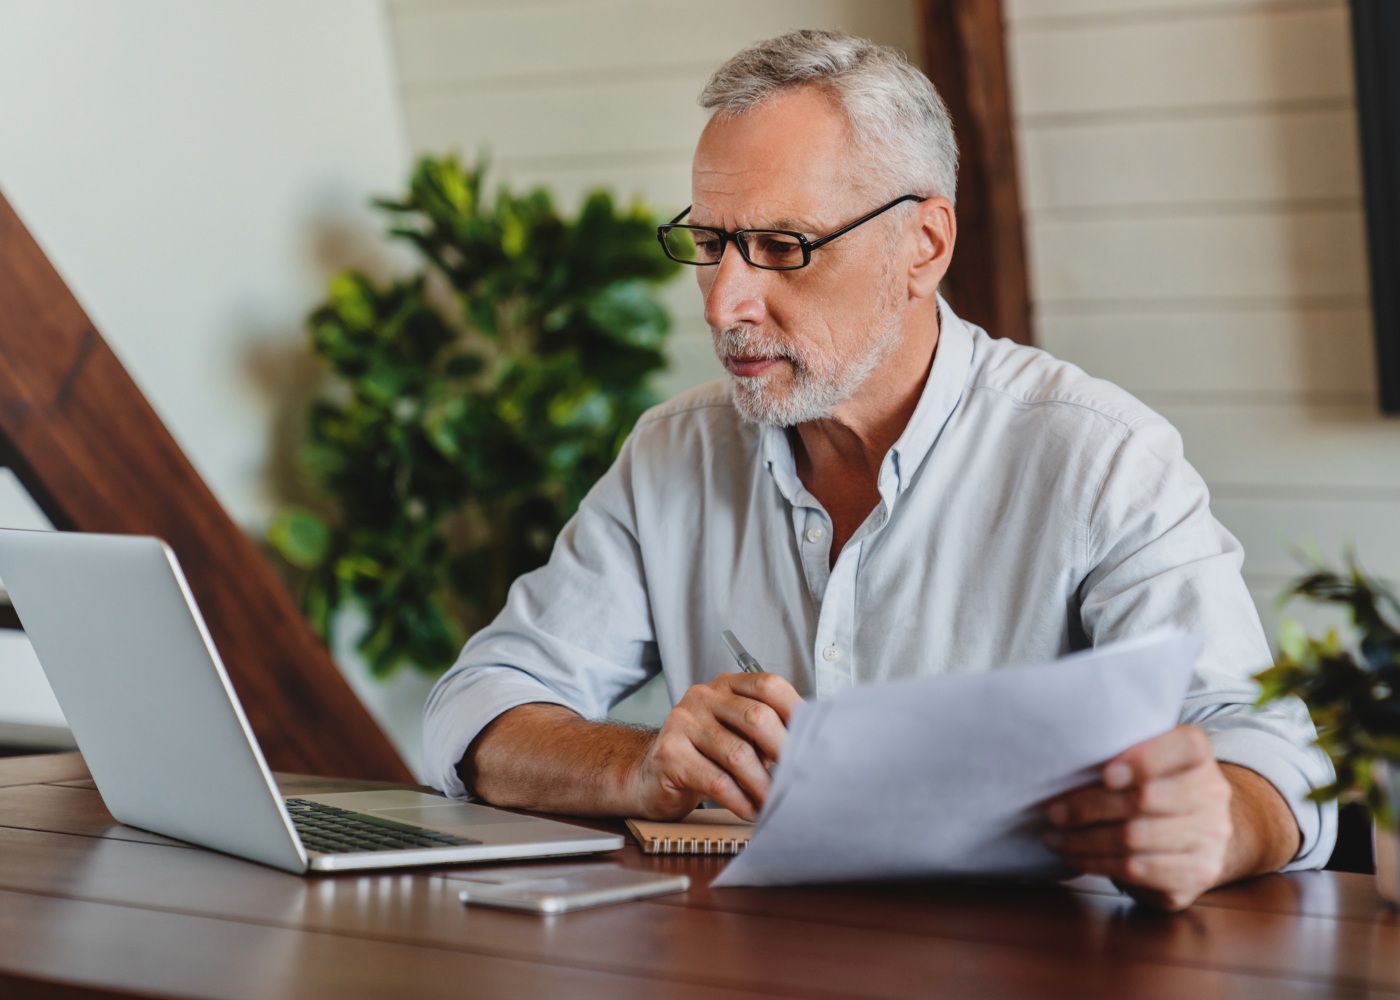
(0, 753, 1394, 1000)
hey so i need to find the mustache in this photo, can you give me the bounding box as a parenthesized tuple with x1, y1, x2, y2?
(713, 325, 803, 367)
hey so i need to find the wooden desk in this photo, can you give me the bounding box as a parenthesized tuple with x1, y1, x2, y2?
(0, 753, 1395, 999)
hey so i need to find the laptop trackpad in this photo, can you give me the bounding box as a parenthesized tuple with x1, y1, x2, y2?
(372, 803, 531, 829)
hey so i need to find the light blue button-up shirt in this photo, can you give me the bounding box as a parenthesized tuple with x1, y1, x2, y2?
(423, 299, 1336, 870)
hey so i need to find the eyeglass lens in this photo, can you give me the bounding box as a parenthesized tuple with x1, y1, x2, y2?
(662, 227, 806, 269)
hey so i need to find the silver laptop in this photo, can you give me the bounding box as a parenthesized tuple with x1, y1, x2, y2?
(0, 528, 622, 873)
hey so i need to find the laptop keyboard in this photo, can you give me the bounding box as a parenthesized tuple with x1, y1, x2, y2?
(285, 798, 480, 855)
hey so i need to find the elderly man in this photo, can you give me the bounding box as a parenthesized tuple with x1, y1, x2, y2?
(424, 29, 1334, 910)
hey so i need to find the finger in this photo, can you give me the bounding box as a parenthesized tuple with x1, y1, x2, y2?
(1118, 884, 1199, 913)
(1047, 786, 1135, 828)
(663, 744, 761, 821)
(709, 693, 788, 762)
(1048, 814, 1220, 858)
(719, 671, 805, 725)
(688, 719, 773, 808)
(1103, 724, 1212, 789)
(1048, 765, 1223, 827)
(1060, 852, 1221, 909)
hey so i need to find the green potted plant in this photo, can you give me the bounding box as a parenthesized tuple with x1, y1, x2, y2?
(1253, 557, 1400, 902)
(268, 154, 679, 679)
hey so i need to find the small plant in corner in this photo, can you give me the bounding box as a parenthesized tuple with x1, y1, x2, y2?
(268, 154, 679, 679)
(1253, 557, 1400, 828)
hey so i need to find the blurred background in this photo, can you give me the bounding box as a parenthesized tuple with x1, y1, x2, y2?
(0, 0, 1389, 780)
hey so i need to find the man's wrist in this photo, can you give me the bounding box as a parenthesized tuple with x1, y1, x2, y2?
(606, 723, 659, 816)
(463, 703, 660, 817)
(1220, 762, 1303, 881)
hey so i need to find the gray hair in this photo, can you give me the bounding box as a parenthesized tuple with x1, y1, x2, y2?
(699, 29, 959, 205)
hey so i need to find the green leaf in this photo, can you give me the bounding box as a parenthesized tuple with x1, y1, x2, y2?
(463, 296, 499, 337)
(1305, 782, 1342, 803)
(445, 353, 485, 378)
(303, 574, 334, 638)
(274, 153, 681, 679)
(583, 280, 671, 348)
(1265, 551, 1400, 822)
(268, 509, 332, 570)
(327, 273, 376, 331)
(1277, 617, 1310, 664)
(500, 204, 528, 258)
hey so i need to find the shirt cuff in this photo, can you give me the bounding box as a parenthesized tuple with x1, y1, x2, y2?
(421, 669, 575, 800)
(1206, 724, 1338, 872)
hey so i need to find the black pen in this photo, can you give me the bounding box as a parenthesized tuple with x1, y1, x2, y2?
(721, 629, 766, 674)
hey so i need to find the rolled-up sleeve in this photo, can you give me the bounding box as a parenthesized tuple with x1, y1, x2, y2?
(422, 431, 661, 798)
(1078, 416, 1337, 871)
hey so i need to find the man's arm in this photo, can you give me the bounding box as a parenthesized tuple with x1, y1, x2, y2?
(1068, 415, 1334, 903)
(460, 671, 804, 821)
(460, 704, 653, 817)
(1044, 723, 1301, 911)
(424, 423, 664, 801)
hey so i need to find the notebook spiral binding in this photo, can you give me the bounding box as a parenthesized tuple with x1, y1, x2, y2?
(646, 837, 747, 855)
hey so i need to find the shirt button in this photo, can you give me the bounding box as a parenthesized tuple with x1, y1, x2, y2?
(822, 645, 841, 662)
(805, 526, 826, 543)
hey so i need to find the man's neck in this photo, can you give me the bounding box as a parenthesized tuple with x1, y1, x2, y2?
(790, 308, 941, 563)
(792, 309, 942, 491)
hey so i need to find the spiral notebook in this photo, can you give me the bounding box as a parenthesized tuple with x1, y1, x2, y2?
(625, 808, 755, 855)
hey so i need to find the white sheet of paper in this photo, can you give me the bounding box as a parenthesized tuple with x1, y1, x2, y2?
(712, 628, 1202, 888)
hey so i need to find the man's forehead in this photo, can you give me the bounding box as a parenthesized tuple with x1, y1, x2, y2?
(689, 169, 827, 231)
(689, 92, 857, 229)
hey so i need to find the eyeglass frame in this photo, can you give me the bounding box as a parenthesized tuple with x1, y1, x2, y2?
(656, 194, 927, 271)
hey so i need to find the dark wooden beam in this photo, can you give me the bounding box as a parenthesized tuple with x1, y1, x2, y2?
(919, 0, 1033, 346)
(1349, 0, 1400, 414)
(0, 190, 410, 782)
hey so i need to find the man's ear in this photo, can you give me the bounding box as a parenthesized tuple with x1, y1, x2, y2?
(907, 197, 956, 300)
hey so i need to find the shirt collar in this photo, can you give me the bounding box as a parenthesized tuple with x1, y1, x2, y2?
(762, 293, 976, 509)
(882, 294, 974, 502)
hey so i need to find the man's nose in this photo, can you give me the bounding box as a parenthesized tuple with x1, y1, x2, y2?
(701, 243, 766, 332)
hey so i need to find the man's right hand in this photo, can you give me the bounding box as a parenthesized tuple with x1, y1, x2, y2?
(626, 672, 803, 822)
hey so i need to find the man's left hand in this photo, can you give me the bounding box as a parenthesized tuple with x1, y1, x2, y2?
(1044, 724, 1233, 911)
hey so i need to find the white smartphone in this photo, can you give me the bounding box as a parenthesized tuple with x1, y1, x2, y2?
(457, 866, 690, 914)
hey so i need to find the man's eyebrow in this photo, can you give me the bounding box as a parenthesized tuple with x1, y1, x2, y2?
(689, 214, 823, 234)
(764, 216, 821, 234)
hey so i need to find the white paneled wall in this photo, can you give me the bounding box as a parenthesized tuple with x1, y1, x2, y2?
(1007, 0, 1394, 636)
(387, 0, 919, 398)
(386, 0, 1398, 646)
(1012, 5, 1352, 116)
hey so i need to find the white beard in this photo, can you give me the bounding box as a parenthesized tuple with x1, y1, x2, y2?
(714, 285, 904, 428)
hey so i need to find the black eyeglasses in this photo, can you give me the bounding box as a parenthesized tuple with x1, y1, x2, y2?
(657, 194, 926, 271)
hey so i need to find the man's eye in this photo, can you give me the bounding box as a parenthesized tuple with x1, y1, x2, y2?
(760, 237, 799, 252)
(695, 238, 723, 257)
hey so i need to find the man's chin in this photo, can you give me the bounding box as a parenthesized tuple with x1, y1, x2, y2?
(729, 377, 785, 425)
(728, 376, 832, 427)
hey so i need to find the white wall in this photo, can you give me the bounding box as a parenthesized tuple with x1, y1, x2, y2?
(1004, 0, 1394, 636)
(0, 1, 424, 767)
(0, 0, 408, 529)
